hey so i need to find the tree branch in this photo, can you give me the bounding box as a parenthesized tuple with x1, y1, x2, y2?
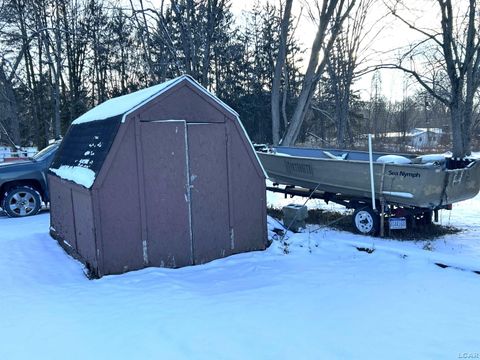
(370, 63, 450, 105)
(385, 0, 443, 48)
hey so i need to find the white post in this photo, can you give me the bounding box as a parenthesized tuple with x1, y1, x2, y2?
(368, 134, 376, 211)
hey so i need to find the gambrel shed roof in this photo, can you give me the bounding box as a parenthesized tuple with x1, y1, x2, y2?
(50, 75, 265, 188)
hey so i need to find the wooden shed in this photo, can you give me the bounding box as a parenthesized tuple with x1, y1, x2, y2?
(48, 75, 267, 277)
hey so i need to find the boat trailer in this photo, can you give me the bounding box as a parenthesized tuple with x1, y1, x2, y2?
(267, 184, 452, 236)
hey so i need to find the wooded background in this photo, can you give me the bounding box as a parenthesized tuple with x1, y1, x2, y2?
(0, 0, 479, 156)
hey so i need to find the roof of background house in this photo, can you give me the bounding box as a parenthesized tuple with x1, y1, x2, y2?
(372, 128, 444, 138)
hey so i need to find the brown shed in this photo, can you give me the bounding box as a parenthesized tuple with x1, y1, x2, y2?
(48, 75, 267, 277)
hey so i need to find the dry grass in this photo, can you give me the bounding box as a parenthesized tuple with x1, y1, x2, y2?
(267, 207, 461, 240)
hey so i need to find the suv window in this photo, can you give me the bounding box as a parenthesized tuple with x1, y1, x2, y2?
(32, 143, 58, 161)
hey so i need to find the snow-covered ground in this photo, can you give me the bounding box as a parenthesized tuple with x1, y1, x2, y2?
(1, 191, 479, 359)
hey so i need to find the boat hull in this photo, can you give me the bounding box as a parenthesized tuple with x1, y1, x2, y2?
(258, 149, 480, 209)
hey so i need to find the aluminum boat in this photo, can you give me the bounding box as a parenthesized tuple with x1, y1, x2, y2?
(257, 146, 480, 209)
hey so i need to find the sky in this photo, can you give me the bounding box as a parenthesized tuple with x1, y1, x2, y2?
(230, 0, 442, 102)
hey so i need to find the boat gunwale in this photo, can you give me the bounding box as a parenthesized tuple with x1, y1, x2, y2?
(259, 151, 446, 170)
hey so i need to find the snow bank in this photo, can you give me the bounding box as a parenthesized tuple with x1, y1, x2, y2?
(50, 165, 96, 188)
(0, 185, 479, 359)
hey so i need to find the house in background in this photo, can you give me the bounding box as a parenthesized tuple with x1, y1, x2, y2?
(409, 128, 444, 149)
(0, 143, 38, 162)
(375, 128, 444, 150)
(0, 145, 10, 161)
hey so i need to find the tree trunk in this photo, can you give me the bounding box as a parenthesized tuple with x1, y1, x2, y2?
(336, 97, 349, 148)
(0, 65, 20, 146)
(281, 0, 355, 146)
(54, 0, 62, 138)
(171, 0, 194, 74)
(201, 0, 224, 87)
(450, 100, 465, 158)
(271, 0, 293, 145)
(281, 66, 289, 131)
(14, 0, 43, 147)
(462, 96, 473, 156)
(280, 33, 326, 145)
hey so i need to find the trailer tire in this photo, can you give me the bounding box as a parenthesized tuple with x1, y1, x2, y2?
(353, 207, 379, 236)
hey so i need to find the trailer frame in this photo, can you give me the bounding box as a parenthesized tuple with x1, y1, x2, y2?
(267, 183, 451, 236)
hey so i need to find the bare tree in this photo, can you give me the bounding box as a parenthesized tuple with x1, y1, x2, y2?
(10, 0, 45, 147)
(129, 0, 155, 82)
(369, 69, 382, 138)
(200, 0, 227, 87)
(281, 0, 356, 146)
(384, 0, 480, 157)
(326, 0, 376, 148)
(31, 0, 62, 139)
(0, 0, 303, 147)
(0, 63, 20, 147)
(271, 0, 293, 145)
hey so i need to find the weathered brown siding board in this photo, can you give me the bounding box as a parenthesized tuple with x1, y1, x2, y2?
(98, 119, 144, 275)
(48, 175, 77, 250)
(140, 120, 192, 268)
(71, 188, 96, 268)
(136, 83, 225, 123)
(227, 121, 268, 253)
(49, 75, 266, 278)
(225, 118, 236, 251)
(134, 115, 148, 267)
(91, 188, 104, 276)
(229, 119, 266, 180)
(92, 114, 132, 191)
(188, 123, 231, 264)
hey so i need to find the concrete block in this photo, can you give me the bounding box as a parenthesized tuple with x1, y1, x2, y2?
(282, 204, 308, 232)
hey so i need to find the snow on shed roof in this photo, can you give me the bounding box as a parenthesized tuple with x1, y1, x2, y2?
(51, 75, 264, 188)
(49, 116, 121, 188)
(72, 77, 180, 124)
(72, 75, 239, 125)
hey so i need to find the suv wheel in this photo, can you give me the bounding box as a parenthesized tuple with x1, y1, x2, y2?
(3, 186, 42, 217)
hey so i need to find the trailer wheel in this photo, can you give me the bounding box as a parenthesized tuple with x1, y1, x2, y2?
(353, 207, 379, 236)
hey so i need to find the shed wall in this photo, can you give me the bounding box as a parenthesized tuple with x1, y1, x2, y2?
(49, 175, 97, 269)
(226, 121, 267, 253)
(95, 119, 144, 275)
(136, 83, 225, 123)
(71, 189, 97, 269)
(49, 175, 77, 250)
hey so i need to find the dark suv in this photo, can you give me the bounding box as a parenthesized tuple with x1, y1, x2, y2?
(0, 142, 59, 217)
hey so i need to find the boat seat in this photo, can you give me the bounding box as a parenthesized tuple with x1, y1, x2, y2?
(323, 151, 348, 160)
(377, 155, 412, 164)
(412, 154, 446, 165)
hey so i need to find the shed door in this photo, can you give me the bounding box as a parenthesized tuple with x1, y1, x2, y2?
(187, 123, 230, 264)
(140, 120, 192, 267)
